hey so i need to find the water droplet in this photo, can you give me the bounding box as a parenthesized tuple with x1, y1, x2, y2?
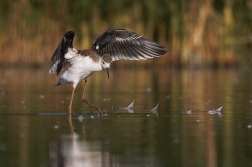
(0, 91, 5, 96)
(186, 110, 192, 114)
(146, 88, 152, 92)
(0, 144, 7, 151)
(78, 115, 84, 122)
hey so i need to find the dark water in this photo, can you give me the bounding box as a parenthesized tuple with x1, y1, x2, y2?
(0, 67, 252, 167)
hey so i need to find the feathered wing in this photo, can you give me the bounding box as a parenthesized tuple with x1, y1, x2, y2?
(49, 31, 75, 75)
(49, 40, 65, 75)
(91, 29, 167, 61)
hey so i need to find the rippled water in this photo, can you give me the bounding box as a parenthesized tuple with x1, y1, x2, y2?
(0, 67, 252, 167)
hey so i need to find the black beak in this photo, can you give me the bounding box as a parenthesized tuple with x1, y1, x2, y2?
(106, 68, 110, 79)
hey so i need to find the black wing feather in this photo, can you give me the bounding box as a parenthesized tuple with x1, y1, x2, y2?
(49, 31, 75, 75)
(91, 29, 167, 61)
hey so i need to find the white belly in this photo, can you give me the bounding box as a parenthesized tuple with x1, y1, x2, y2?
(59, 56, 102, 88)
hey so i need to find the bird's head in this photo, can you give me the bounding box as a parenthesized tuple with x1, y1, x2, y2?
(101, 54, 112, 79)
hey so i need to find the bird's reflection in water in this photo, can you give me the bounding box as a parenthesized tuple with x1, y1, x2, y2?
(50, 115, 110, 167)
(50, 114, 162, 166)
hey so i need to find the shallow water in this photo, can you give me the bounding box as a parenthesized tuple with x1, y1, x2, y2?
(0, 67, 252, 167)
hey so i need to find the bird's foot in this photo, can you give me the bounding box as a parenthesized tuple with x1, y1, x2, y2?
(96, 108, 103, 116)
(81, 98, 91, 103)
(82, 98, 103, 115)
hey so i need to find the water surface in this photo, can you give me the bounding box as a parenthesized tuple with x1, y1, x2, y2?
(0, 68, 252, 167)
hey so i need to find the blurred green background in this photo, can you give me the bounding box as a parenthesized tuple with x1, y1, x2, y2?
(0, 0, 251, 68)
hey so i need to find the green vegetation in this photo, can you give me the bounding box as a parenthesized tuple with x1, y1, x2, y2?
(0, 0, 251, 67)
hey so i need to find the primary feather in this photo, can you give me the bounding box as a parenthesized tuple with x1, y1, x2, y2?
(49, 31, 75, 75)
(91, 29, 167, 61)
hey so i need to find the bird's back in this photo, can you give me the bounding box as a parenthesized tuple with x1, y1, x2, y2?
(77, 49, 101, 63)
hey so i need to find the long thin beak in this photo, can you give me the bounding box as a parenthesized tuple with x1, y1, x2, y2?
(106, 68, 110, 79)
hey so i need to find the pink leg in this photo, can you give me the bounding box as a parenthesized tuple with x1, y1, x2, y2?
(81, 80, 103, 115)
(68, 88, 75, 114)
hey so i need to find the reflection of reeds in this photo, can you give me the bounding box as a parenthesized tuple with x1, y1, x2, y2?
(0, 0, 251, 67)
(1, 68, 251, 166)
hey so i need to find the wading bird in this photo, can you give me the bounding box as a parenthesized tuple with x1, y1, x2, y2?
(49, 29, 167, 114)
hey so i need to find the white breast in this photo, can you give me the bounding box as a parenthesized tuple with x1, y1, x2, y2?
(59, 56, 102, 88)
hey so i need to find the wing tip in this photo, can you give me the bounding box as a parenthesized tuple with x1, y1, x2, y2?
(49, 70, 55, 74)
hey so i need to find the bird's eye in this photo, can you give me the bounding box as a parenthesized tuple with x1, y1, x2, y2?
(102, 62, 105, 64)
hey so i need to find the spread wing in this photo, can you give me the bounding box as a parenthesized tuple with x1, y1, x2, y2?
(49, 31, 75, 75)
(91, 29, 167, 61)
